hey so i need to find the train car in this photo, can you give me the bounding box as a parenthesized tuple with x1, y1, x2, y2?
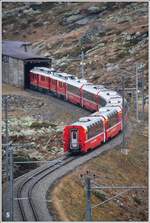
(66, 79, 87, 106)
(54, 72, 76, 98)
(64, 106, 123, 154)
(82, 84, 107, 111)
(38, 74, 50, 91)
(29, 66, 127, 155)
(30, 67, 67, 96)
(95, 106, 122, 140)
(30, 67, 55, 91)
(63, 116, 105, 153)
(29, 71, 39, 89)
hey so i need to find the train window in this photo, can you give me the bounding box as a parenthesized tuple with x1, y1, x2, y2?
(87, 121, 103, 139)
(41, 76, 45, 81)
(59, 82, 63, 87)
(83, 90, 96, 102)
(67, 84, 80, 96)
(2, 55, 9, 63)
(98, 96, 106, 106)
(68, 75, 75, 80)
(108, 113, 118, 128)
(72, 131, 77, 139)
(52, 79, 56, 84)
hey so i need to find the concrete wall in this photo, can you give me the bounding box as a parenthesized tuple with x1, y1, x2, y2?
(2, 56, 24, 87)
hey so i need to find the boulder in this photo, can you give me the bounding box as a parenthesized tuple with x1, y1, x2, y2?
(86, 42, 105, 54)
(64, 14, 84, 25)
(87, 6, 101, 14)
(64, 10, 80, 17)
(106, 63, 119, 72)
(43, 21, 50, 26)
(93, 190, 107, 201)
(19, 19, 29, 29)
(55, 56, 70, 68)
(75, 17, 90, 25)
(33, 21, 43, 28)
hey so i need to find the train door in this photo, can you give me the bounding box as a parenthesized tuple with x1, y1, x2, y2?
(51, 78, 57, 92)
(70, 129, 79, 149)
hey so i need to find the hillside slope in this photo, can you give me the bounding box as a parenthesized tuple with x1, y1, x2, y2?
(2, 2, 148, 89)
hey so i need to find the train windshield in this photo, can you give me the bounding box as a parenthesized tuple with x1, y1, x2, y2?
(72, 131, 77, 139)
(70, 129, 78, 149)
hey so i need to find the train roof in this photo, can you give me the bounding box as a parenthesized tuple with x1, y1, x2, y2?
(31, 67, 72, 83)
(98, 90, 120, 99)
(66, 78, 88, 87)
(72, 116, 103, 128)
(106, 96, 122, 106)
(31, 67, 87, 85)
(82, 84, 107, 94)
(92, 106, 121, 116)
(30, 66, 123, 109)
(31, 67, 55, 75)
(33, 67, 55, 72)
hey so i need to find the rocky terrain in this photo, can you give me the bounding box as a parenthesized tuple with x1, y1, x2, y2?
(2, 2, 148, 89)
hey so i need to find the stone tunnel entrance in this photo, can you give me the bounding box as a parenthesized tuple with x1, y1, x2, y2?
(24, 59, 51, 89)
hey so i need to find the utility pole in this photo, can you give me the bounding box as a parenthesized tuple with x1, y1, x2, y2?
(4, 97, 14, 221)
(8, 146, 14, 221)
(5, 96, 9, 176)
(121, 76, 127, 155)
(135, 64, 139, 122)
(85, 176, 92, 221)
(141, 65, 145, 122)
(80, 51, 85, 79)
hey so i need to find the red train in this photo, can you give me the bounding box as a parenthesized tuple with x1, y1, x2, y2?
(64, 106, 122, 153)
(29, 67, 127, 154)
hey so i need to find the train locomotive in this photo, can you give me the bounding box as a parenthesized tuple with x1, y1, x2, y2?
(29, 67, 127, 154)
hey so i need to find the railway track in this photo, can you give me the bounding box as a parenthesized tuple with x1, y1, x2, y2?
(15, 155, 77, 221)
(3, 86, 130, 221)
(11, 127, 129, 221)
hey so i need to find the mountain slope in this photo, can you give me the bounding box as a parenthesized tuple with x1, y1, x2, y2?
(2, 2, 148, 89)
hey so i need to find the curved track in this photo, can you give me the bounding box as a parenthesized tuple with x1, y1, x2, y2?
(11, 126, 129, 221)
(14, 155, 76, 221)
(3, 83, 128, 221)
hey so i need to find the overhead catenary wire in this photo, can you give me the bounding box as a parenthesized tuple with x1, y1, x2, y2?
(92, 189, 131, 209)
(81, 173, 147, 221)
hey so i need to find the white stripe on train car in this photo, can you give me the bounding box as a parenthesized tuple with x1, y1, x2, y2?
(107, 121, 122, 131)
